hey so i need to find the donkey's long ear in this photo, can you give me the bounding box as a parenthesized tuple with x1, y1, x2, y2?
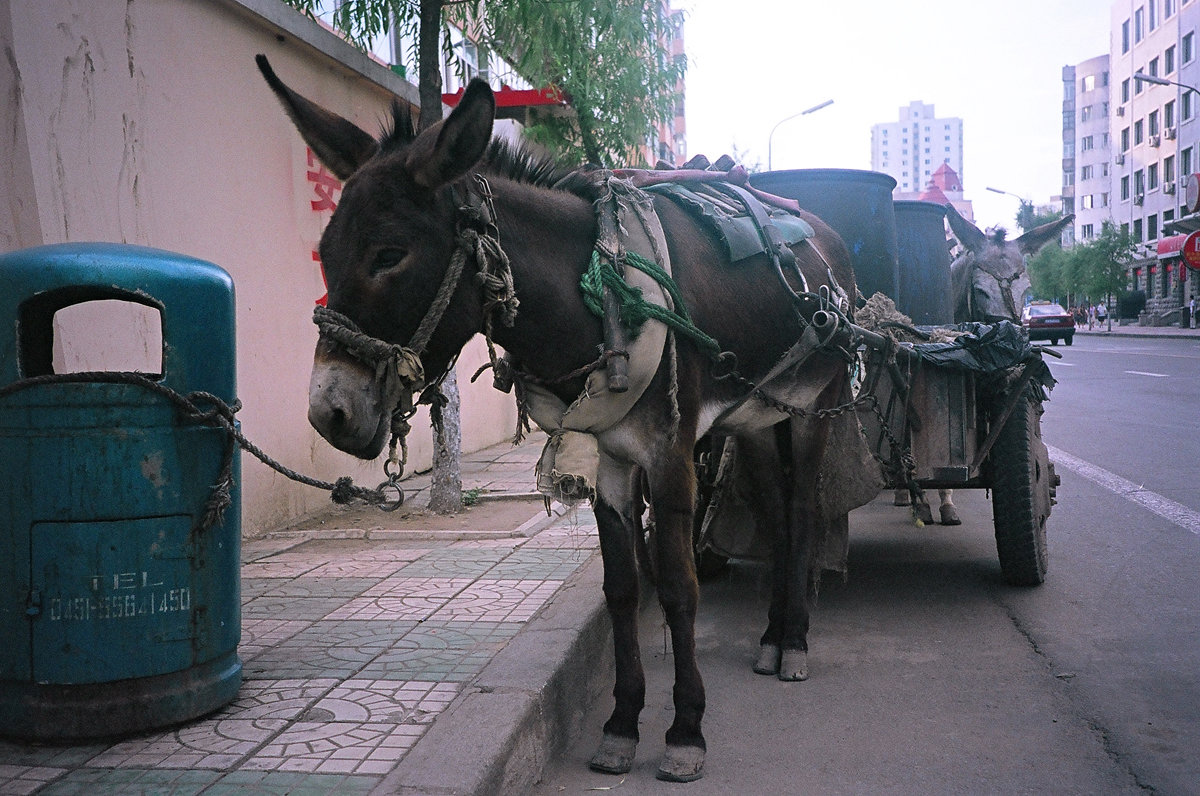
(407, 79, 495, 190)
(945, 202, 987, 254)
(256, 55, 378, 181)
(1017, 213, 1075, 255)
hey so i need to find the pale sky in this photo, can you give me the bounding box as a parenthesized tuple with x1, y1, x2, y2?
(678, 0, 1113, 231)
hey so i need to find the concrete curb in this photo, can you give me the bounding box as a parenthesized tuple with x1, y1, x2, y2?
(372, 553, 612, 796)
(1074, 328, 1200, 339)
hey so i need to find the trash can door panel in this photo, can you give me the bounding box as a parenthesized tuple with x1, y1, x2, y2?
(31, 517, 194, 684)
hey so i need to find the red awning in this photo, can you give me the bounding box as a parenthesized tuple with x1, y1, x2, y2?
(1157, 233, 1188, 258)
(442, 85, 565, 108)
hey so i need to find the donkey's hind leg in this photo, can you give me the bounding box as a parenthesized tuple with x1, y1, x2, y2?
(733, 424, 810, 680)
(938, 488, 962, 525)
(645, 447, 707, 782)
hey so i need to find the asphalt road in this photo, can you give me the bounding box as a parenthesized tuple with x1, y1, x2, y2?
(531, 334, 1200, 795)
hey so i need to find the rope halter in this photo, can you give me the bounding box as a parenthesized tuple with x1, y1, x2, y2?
(311, 174, 518, 480)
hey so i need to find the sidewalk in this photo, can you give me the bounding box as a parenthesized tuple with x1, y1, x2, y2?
(0, 430, 612, 796)
(1074, 321, 1200, 338)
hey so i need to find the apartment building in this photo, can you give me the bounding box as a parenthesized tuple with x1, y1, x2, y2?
(1108, 0, 1200, 314)
(870, 101, 965, 197)
(1062, 55, 1113, 246)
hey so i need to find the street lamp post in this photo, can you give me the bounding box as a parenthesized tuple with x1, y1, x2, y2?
(1132, 72, 1196, 331)
(986, 186, 1035, 231)
(767, 99, 834, 171)
(1132, 71, 1198, 96)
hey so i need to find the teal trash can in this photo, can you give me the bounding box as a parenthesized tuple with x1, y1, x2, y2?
(0, 243, 241, 741)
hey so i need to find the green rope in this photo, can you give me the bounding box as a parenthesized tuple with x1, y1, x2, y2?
(581, 249, 721, 356)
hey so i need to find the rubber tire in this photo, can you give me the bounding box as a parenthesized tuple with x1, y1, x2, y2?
(989, 393, 1050, 586)
(1064, 334, 1073, 346)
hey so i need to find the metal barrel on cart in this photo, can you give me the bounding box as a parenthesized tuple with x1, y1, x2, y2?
(750, 168, 900, 303)
(893, 200, 954, 326)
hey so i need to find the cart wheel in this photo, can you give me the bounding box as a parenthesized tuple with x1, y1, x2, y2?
(989, 392, 1051, 586)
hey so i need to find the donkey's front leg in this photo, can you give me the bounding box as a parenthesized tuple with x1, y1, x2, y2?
(588, 461, 645, 776)
(647, 455, 706, 782)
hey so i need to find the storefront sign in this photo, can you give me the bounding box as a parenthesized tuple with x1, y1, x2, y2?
(1183, 230, 1200, 270)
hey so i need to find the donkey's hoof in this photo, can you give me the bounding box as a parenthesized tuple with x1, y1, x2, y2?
(588, 732, 637, 775)
(656, 744, 705, 782)
(939, 504, 962, 525)
(752, 643, 780, 675)
(893, 489, 912, 506)
(778, 648, 809, 681)
(914, 503, 934, 525)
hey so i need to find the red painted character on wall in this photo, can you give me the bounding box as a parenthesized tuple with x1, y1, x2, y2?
(306, 148, 341, 306)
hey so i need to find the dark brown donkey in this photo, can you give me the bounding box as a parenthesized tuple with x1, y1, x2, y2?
(258, 58, 857, 782)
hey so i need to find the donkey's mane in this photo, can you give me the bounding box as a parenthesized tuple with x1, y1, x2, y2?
(379, 104, 596, 200)
(478, 137, 600, 200)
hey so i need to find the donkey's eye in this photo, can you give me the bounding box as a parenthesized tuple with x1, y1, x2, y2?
(371, 247, 408, 274)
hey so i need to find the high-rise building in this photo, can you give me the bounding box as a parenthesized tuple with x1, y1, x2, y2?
(1106, 0, 1200, 316)
(870, 101, 965, 197)
(1062, 55, 1112, 247)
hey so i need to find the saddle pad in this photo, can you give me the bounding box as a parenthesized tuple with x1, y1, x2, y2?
(647, 182, 814, 264)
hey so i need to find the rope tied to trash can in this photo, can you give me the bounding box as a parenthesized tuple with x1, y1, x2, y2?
(0, 371, 405, 523)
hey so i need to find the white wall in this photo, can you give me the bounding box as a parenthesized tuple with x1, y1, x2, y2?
(1, 0, 520, 534)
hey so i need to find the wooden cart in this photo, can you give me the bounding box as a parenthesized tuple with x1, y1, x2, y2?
(858, 331, 1058, 586)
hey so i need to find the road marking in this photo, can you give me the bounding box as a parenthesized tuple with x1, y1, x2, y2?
(1046, 445, 1200, 536)
(1052, 362, 1075, 366)
(1124, 370, 1168, 377)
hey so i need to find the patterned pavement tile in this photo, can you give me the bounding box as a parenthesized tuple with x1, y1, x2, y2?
(241, 537, 303, 564)
(428, 579, 561, 623)
(243, 621, 417, 681)
(222, 679, 341, 721)
(239, 618, 311, 661)
(326, 578, 472, 621)
(87, 718, 288, 770)
(240, 722, 425, 775)
(358, 622, 520, 681)
(303, 554, 425, 579)
(0, 765, 68, 796)
(523, 514, 599, 549)
(485, 548, 594, 579)
(203, 770, 378, 795)
(304, 680, 459, 724)
(445, 538, 524, 550)
(265, 541, 430, 560)
(418, 546, 515, 560)
(260, 577, 380, 599)
(392, 551, 509, 578)
(240, 559, 324, 579)
(239, 578, 276, 602)
(241, 596, 350, 622)
(36, 767, 221, 795)
(0, 742, 105, 769)
(522, 533, 599, 549)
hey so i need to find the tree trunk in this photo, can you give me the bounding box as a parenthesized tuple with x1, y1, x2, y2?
(416, 0, 463, 513)
(575, 102, 604, 166)
(428, 371, 464, 514)
(417, 0, 443, 133)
